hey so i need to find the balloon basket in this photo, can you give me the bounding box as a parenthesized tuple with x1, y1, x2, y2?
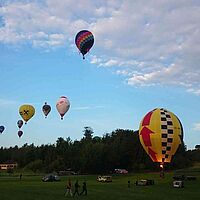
(159, 164, 165, 179)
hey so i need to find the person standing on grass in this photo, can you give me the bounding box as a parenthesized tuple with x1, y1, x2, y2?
(73, 180, 80, 197)
(65, 178, 73, 197)
(80, 181, 87, 196)
(19, 173, 22, 180)
(128, 180, 131, 188)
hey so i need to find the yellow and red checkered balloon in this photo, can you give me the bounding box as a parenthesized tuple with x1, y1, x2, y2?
(139, 108, 183, 165)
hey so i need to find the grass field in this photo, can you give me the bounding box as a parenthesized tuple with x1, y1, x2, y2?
(0, 171, 199, 200)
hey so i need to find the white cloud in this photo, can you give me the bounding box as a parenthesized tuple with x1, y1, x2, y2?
(91, 1, 200, 94)
(90, 55, 102, 65)
(72, 106, 90, 111)
(193, 123, 200, 131)
(1, 0, 200, 94)
(187, 88, 200, 96)
(0, 98, 18, 107)
(72, 105, 105, 111)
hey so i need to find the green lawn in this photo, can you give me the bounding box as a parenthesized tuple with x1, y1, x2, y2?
(0, 172, 199, 200)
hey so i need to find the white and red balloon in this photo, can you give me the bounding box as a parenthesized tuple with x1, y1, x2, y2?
(56, 96, 70, 120)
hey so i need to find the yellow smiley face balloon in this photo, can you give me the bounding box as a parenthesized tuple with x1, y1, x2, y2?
(19, 104, 35, 123)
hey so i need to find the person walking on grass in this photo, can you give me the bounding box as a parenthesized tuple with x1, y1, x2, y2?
(65, 178, 73, 197)
(128, 180, 131, 188)
(73, 180, 80, 197)
(80, 181, 87, 196)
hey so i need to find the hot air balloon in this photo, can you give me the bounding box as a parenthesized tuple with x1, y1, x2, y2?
(19, 104, 35, 124)
(42, 102, 51, 118)
(0, 126, 5, 134)
(139, 108, 183, 170)
(75, 30, 94, 59)
(56, 96, 70, 120)
(17, 120, 23, 129)
(18, 130, 23, 138)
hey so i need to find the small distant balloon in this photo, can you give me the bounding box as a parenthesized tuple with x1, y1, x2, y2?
(17, 120, 23, 129)
(0, 126, 5, 134)
(56, 96, 70, 120)
(42, 102, 51, 118)
(19, 104, 35, 124)
(75, 30, 94, 59)
(18, 130, 23, 138)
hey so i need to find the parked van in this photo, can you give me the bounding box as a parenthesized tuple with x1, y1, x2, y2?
(136, 179, 154, 186)
(114, 169, 128, 174)
(173, 180, 184, 188)
(97, 176, 112, 182)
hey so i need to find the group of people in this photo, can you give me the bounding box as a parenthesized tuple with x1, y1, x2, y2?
(65, 178, 87, 197)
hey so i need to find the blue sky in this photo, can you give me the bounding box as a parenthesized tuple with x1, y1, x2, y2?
(0, 0, 200, 149)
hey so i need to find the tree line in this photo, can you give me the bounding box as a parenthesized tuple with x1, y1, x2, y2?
(0, 128, 199, 174)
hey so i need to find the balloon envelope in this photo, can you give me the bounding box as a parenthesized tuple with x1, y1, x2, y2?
(0, 126, 5, 133)
(56, 96, 70, 120)
(139, 108, 183, 165)
(17, 120, 23, 129)
(19, 104, 35, 123)
(18, 130, 23, 138)
(75, 30, 94, 59)
(42, 102, 51, 118)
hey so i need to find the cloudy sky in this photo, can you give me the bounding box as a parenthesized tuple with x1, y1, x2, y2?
(0, 0, 200, 149)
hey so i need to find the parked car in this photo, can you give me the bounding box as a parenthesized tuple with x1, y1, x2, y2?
(58, 170, 77, 176)
(173, 175, 185, 180)
(42, 174, 60, 182)
(185, 176, 197, 181)
(136, 179, 155, 186)
(114, 169, 128, 174)
(97, 176, 112, 182)
(173, 180, 184, 188)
